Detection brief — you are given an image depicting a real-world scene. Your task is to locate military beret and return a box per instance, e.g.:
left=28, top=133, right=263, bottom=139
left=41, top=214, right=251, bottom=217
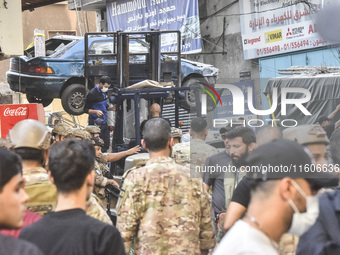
left=283, top=124, right=329, bottom=145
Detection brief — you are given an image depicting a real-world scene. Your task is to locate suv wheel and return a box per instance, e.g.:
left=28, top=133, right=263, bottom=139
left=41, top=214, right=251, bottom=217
left=61, top=84, right=86, bottom=115
left=180, top=77, right=217, bottom=112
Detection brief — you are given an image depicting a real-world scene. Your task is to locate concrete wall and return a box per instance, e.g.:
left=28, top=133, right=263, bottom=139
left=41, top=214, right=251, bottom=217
left=0, top=0, right=23, bottom=56
left=22, top=2, right=96, bottom=48
left=187, top=0, right=262, bottom=108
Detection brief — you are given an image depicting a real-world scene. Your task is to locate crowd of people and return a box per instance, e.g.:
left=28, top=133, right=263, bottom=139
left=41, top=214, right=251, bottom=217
left=1, top=106, right=340, bottom=254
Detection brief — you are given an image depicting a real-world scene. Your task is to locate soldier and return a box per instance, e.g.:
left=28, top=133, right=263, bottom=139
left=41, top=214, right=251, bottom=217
left=86, top=124, right=140, bottom=164
left=172, top=117, right=218, bottom=173
left=91, top=137, right=120, bottom=207
left=7, top=119, right=58, bottom=215
left=51, top=123, right=71, bottom=143
left=189, top=117, right=218, bottom=177
left=117, top=118, right=215, bottom=255
left=171, top=127, right=183, bottom=145
left=9, top=119, right=112, bottom=225
left=0, top=148, right=43, bottom=255
left=284, top=124, right=329, bottom=167
left=85, top=125, right=101, bottom=138
left=19, top=139, right=125, bottom=255
left=68, top=128, right=92, bottom=140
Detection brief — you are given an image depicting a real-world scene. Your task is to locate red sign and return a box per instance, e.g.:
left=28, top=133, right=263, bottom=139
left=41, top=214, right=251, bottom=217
left=0, top=104, right=45, bottom=138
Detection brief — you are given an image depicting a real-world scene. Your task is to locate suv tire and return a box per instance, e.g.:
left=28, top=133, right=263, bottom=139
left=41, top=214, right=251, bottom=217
left=61, top=84, right=86, bottom=115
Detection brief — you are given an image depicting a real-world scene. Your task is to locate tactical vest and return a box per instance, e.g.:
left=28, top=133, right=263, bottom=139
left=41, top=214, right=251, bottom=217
left=25, top=180, right=58, bottom=216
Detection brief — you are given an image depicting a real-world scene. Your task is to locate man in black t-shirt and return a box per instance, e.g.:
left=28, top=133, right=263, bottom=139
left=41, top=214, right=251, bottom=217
left=20, top=139, right=125, bottom=255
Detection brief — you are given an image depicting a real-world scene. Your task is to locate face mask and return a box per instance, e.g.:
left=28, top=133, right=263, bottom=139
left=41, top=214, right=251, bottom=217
left=101, top=87, right=109, bottom=93
left=287, top=180, right=319, bottom=236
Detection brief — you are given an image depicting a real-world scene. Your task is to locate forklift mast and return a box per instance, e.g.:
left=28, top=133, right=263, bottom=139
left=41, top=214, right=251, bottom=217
left=84, top=31, right=201, bottom=174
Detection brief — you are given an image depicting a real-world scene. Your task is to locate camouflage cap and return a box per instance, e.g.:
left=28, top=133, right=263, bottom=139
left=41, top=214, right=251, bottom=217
left=283, top=124, right=329, bottom=145
left=171, top=127, right=183, bottom=138
left=52, top=123, right=71, bottom=136
left=91, top=137, right=105, bottom=147
left=70, top=128, right=91, bottom=140
left=7, top=119, right=51, bottom=150
left=85, top=125, right=101, bottom=135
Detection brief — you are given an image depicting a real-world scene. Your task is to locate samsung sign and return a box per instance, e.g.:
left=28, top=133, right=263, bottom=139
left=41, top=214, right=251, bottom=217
left=106, top=0, right=202, bottom=54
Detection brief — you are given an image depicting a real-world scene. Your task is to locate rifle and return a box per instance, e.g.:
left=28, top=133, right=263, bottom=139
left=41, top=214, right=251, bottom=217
left=104, top=168, right=125, bottom=225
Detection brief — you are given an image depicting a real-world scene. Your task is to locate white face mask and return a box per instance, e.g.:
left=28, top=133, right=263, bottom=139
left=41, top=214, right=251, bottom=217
left=101, top=87, right=109, bottom=93
left=287, top=180, right=319, bottom=236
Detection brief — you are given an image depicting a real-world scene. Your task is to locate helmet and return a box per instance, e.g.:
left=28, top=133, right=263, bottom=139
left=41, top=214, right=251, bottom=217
left=84, top=125, right=101, bottom=135
left=171, top=127, right=183, bottom=138
left=7, top=119, right=51, bottom=150
left=52, top=123, right=71, bottom=137
left=70, top=128, right=91, bottom=140
left=91, top=137, right=105, bottom=147
left=283, top=124, right=329, bottom=145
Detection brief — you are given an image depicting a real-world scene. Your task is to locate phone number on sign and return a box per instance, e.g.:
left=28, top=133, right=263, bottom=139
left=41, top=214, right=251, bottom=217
left=256, top=39, right=325, bottom=56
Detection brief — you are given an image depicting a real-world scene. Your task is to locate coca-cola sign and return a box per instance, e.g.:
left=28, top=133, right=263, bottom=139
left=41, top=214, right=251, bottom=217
left=3, top=107, right=28, bottom=117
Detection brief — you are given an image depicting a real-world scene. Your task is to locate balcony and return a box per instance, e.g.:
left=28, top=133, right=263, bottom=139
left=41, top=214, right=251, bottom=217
left=68, top=0, right=106, bottom=11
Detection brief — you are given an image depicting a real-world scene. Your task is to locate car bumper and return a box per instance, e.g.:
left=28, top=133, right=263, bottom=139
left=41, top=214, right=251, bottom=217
left=6, top=71, right=69, bottom=99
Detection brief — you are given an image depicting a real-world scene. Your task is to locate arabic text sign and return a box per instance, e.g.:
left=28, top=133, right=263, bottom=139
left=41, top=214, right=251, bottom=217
left=239, top=0, right=329, bottom=59
left=106, top=0, right=202, bottom=54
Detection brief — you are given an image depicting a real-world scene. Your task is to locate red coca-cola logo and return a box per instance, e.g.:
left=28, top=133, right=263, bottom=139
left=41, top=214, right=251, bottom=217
left=3, top=107, right=28, bottom=117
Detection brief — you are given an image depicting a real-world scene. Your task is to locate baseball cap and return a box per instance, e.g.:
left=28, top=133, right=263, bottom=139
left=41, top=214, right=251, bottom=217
left=283, top=124, right=329, bottom=145
left=245, top=139, right=338, bottom=190
left=317, top=115, right=330, bottom=124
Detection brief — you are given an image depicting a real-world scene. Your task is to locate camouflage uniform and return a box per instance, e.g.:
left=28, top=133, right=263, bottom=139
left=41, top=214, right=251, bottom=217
left=117, top=156, right=215, bottom=254
left=23, top=166, right=111, bottom=224
left=23, top=167, right=58, bottom=216
left=98, top=153, right=109, bottom=163
left=172, top=142, right=190, bottom=168
left=94, top=160, right=111, bottom=206
left=172, top=139, right=218, bottom=177
left=86, top=194, right=112, bottom=225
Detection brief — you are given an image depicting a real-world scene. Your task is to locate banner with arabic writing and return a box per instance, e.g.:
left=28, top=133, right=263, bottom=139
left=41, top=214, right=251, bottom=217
left=106, top=0, right=202, bottom=54
left=239, top=0, right=329, bottom=59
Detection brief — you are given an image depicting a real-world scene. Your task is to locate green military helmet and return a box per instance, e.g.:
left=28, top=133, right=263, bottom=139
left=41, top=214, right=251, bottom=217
left=91, top=137, right=105, bottom=147
left=52, top=123, right=71, bottom=137
left=85, top=125, right=101, bottom=136
left=69, top=128, right=91, bottom=140
left=171, top=127, right=183, bottom=138
left=171, top=127, right=183, bottom=144
left=7, top=119, right=51, bottom=150
left=283, top=124, right=329, bottom=145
